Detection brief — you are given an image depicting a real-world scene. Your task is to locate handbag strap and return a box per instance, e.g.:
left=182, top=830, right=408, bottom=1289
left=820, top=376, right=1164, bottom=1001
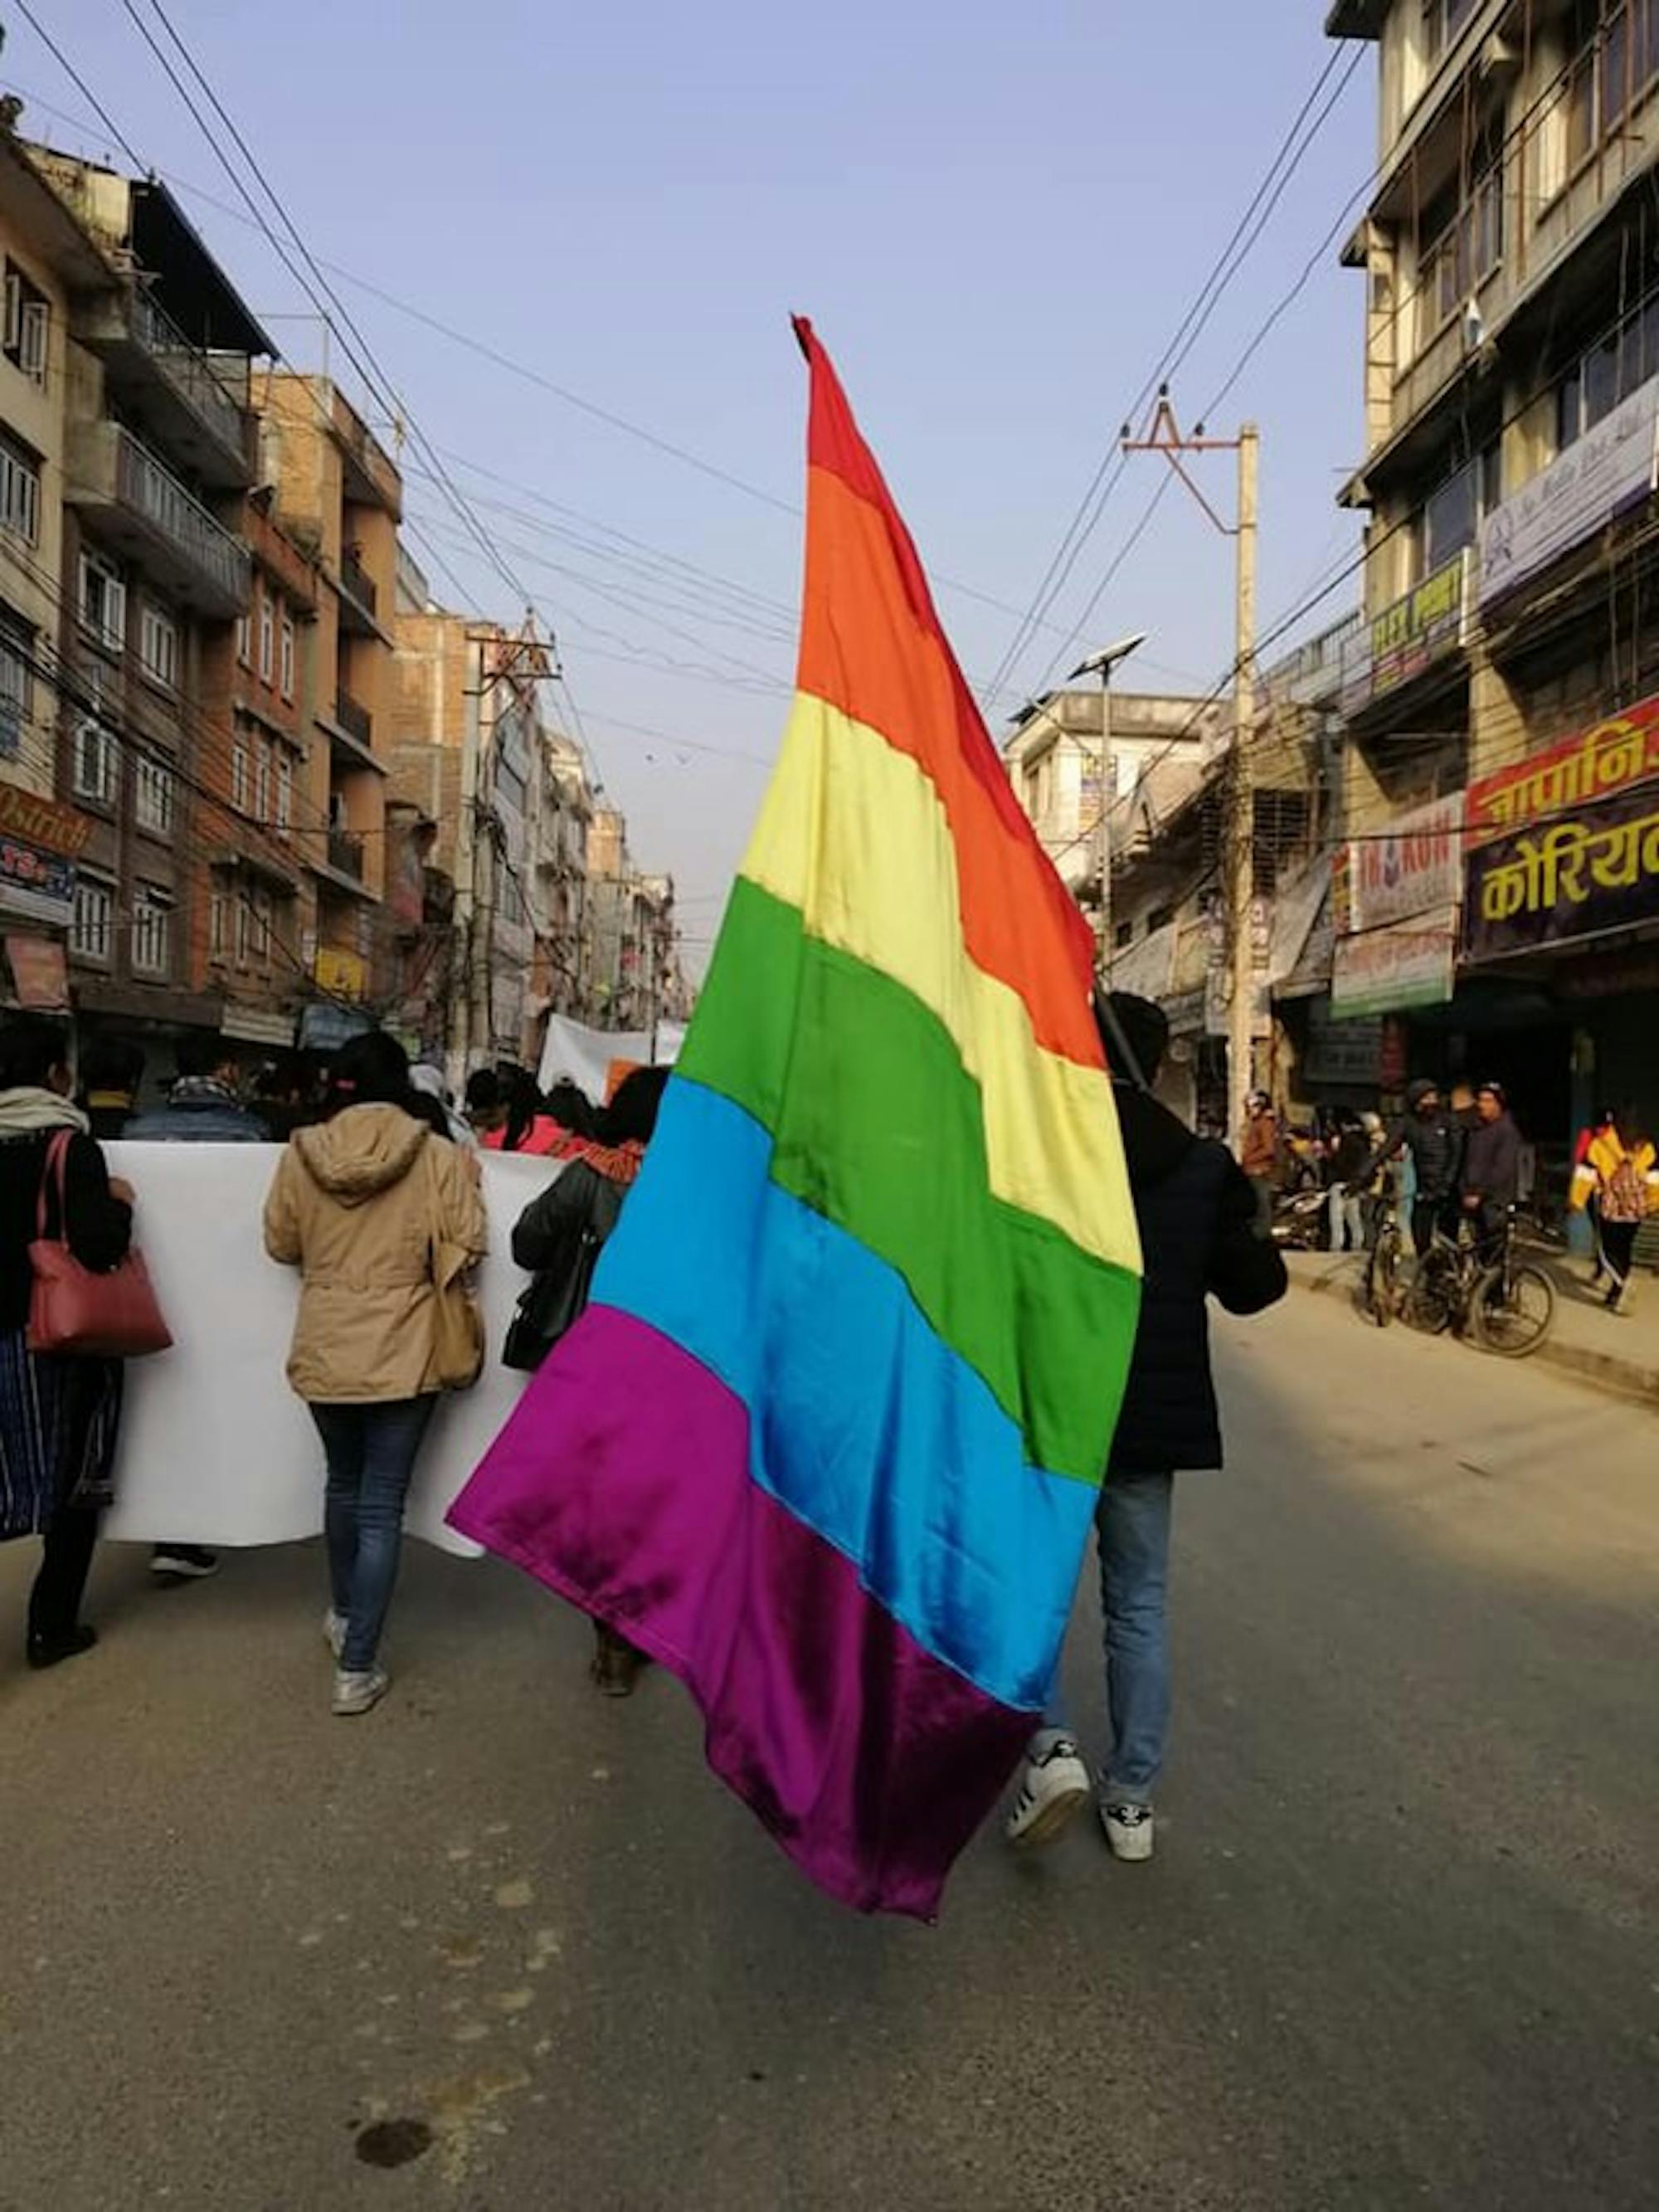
left=36, top=1128, right=72, bottom=1247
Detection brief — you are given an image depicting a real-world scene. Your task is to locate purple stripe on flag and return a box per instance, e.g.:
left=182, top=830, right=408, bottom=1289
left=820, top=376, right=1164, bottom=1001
left=447, top=1301, right=1034, bottom=1920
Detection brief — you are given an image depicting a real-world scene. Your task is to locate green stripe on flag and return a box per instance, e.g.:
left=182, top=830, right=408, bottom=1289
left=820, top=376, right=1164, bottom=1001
left=678, top=877, right=1140, bottom=1483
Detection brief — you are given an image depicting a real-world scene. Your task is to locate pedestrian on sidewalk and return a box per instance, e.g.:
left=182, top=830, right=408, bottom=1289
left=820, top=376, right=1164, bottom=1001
left=1460, top=1082, right=1522, bottom=1256
left=1323, top=1109, right=1369, bottom=1252
left=1005, top=993, right=1287, bottom=1865
left=1352, top=1079, right=1463, bottom=1256
left=125, top=1034, right=270, bottom=1582
left=1571, top=1106, right=1659, bottom=1317
left=0, top=1020, right=134, bottom=1670
left=1571, top=1105, right=1618, bottom=1285
left=1238, top=1089, right=1279, bottom=1235
left=264, top=1030, right=487, bottom=1717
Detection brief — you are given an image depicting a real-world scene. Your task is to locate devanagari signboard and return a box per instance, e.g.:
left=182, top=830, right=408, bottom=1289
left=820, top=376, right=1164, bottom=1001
left=1467, top=695, right=1659, bottom=845
left=1463, top=772, right=1659, bottom=962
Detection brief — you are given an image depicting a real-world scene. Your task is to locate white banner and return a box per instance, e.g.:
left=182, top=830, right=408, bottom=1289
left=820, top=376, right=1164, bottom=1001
left=1480, top=373, right=1659, bottom=610
left=101, top=1145, right=554, bottom=1557
left=1345, top=792, right=1464, bottom=933
left=537, top=1014, right=684, bottom=1100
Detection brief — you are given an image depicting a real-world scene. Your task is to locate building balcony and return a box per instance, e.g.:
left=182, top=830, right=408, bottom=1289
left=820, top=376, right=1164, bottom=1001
left=315, top=697, right=383, bottom=777
left=335, top=689, right=372, bottom=749
left=66, top=421, right=251, bottom=619
left=327, top=828, right=365, bottom=881
left=73, top=289, right=251, bottom=490
left=330, top=387, right=402, bottom=519
left=335, top=548, right=379, bottom=636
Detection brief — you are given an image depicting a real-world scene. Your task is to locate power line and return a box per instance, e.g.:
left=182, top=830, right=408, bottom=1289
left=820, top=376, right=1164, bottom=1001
left=9, top=1, right=146, bottom=169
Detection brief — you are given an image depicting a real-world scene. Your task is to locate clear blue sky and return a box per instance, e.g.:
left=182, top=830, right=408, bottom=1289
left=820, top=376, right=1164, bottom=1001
left=12, top=3, right=1370, bottom=962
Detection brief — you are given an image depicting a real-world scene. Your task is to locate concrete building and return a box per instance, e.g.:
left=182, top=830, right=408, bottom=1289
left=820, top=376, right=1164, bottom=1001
left=586, top=805, right=680, bottom=1030
left=1001, top=687, right=1219, bottom=915
left=256, top=371, right=401, bottom=1046
left=0, top=130, right=110, bottom=1012
left=1326, top=0, right=1659, bottom=1189
left=32, top=149, right=266, bottom=1071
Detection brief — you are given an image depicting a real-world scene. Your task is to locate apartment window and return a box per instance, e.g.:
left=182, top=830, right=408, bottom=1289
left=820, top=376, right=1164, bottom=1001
left=2, top=265, right=49, bottom=385
left=0, top=431, right=41, bottom=545
left=1558, top=294, right=1659, bottom=446
left=79, top=552, right=126, bottom=652
left=275, top=749, right=293, bottom=833
left=210, top=880, right=230, bottom=960
left=231, top=736, right=250, bottom=814
left=0, top=613, right=32, bottom=759
left=1419, top=441, right=1501, bottom=574
left=1417, top=119, right=1504, bottom=340
left=139, top=601, right=178, bottom=692
left=71, top=875, right=114, bottom=963
left=132, top=887, right=173, bottom=977
left=236, top=611, right=251, bottom=667
left=1567, top=1, right=1659, bottom=163
left=279, top=611, right=295, bottom=699
left=1422, top=0, right=1478, bottom=62
left=1113, top=919, right=1134, bottom=950
left=258, top=592, right=275, bottom=682
left=134, top=753, right=176, bottom=837
left=72, top=670, right=119, bottom=806
left=255, top=738, right=272, bottom=824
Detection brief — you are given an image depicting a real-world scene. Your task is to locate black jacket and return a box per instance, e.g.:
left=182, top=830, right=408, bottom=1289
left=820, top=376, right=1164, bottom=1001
left=1109, top=1085, right=1287, bottom=1475
left=1462, top=1111, right=1522, bottom=1206
left=1363, top=1108, right=1464, bottom=1203
left=0, top=1128, right=132, bottom=1333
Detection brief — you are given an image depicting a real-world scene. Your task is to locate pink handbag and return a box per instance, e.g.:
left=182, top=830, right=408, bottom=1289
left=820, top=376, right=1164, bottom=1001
left=27, top=1130, right=173, bottom=1359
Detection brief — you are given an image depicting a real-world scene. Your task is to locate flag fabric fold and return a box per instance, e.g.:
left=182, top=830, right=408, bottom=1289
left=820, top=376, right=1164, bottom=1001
left=448, top=319, right=1142, bottom=1918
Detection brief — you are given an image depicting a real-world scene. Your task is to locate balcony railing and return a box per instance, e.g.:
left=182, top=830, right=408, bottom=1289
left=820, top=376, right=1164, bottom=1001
left=66, top=421, right=250, bottom=618
left=334, top=689, right=372, bottom=748
left=129, top=293, right=247, bottom=459
left=337, top=548, right=378, bottom=632
left=327, top=829, right=365, bottom=881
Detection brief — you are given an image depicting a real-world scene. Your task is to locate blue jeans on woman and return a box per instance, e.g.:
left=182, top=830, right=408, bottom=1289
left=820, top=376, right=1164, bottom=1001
left=1040, top=1470, right=1175, bottom=1804
left=310, top=1397, right=436, bottom=1672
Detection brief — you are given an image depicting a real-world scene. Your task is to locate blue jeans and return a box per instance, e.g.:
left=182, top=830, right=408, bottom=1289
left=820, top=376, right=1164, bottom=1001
left=310, top=1398, right=436, bottom=1672
left=1041, top=1470, right=1175, bottom=1805
left=1327, top=1186, right=1365, bottom=1251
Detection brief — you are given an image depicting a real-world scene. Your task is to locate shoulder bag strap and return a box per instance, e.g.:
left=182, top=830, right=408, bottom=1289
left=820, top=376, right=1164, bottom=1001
left=37, top=1128, right=72, bottom=1247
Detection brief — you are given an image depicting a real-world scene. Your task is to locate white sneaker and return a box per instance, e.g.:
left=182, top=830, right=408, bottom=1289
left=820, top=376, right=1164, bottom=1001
left=1102, top=1799, right=1155, bottom=1863
left=324, top=1610, right=346, bottom=1660
left=1005, top=1736, right=1092, bottom=1849
left=332, top=1665, right=389, bottom=1717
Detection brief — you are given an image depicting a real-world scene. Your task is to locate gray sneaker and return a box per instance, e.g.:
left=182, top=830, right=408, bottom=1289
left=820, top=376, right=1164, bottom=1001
left=332, top=1665, right=389, bottom=1717
left=324, top=1609, right=346, bottom=1660
left=1102, top=1799, right=1155, bottom=1862
left=1005, top=1735, right=1092, bottom=1849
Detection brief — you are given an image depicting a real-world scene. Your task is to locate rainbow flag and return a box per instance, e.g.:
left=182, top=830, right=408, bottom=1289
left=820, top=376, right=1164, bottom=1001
left=449, top=323, right=1142, bottom=1918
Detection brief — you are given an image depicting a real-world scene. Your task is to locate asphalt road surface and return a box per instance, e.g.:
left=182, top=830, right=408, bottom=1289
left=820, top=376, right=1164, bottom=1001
left=2, top=1289, right=1655, bottom=2212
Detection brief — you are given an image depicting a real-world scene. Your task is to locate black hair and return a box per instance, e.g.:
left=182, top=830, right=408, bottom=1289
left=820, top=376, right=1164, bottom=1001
left=543, top=1078, right=596, bottom=1138
left=496, top=1065, right=541, bottom=1153
left=0, top=1018, right=69, bottom=1092
left=324, top=1030, right=415, bottom=1118
left=464, top=1068, right=502, bottom=1114
left=175, top=1030, right=231, bottom=1083
left=1613, top=1101, right=1646, bottom=1147
left=1095, top=992, right=1169, bottom=1087
left=597, top=1065, right=669, bottom=1147
left=81, top=1036, right=144, bottom=1092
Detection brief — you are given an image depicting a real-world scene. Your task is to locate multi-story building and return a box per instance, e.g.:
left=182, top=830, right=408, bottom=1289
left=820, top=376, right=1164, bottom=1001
left=1326, top=0, right=1659, bottom=1180
left=33, top=151, right=265, bottom=1072
left=1001, top=687, right=1220, bottom=915
left=257, top=371, right=401, bottom=1045
left=0, top=130, right=109, bottom=1012
left=530, top=725, right=593, bottom=1023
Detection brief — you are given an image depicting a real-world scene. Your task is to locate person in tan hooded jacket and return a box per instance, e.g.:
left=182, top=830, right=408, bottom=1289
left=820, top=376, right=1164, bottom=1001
left=264, top=1030, right=486, bottom=1716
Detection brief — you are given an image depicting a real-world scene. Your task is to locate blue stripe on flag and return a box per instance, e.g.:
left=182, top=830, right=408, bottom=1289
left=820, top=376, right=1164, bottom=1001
left=593, top=1075, right=1097, bottom=1711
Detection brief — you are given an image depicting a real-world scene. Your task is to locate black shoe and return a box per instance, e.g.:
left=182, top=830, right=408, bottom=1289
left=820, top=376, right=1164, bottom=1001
left=150, top=1544, right=219, bottom=1580
left=27, top=1624, right=99, bottom=1670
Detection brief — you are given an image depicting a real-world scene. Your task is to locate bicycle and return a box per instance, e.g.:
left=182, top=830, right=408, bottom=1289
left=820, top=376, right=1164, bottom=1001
left=1360, top=1195, right=1402, bottom=1328
left=1404, top=1209, right=1556, bottom=1357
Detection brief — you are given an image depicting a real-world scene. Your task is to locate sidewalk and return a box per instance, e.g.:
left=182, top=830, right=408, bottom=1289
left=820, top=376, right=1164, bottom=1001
left=1285, top=1243, right=1659, bottom=1410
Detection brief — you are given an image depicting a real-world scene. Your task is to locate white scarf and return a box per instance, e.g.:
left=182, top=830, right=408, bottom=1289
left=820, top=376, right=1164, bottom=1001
left=0, top=1087, right=90, bottom=1138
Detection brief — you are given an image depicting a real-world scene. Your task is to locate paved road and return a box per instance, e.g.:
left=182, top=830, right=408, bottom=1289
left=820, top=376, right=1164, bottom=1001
left=2, top=1293, right=1656, bottom=2212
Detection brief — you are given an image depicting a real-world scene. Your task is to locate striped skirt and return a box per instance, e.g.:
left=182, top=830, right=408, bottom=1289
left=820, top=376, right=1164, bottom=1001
left=0, top=1329, right=124, bottom=1541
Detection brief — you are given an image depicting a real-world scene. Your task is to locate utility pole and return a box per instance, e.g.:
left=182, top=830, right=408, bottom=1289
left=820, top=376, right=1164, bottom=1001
left=1068, top=632, right=1147, bottom=977
left=1122, top=391, right=1259, bottom=1142
left=448, top=633, right=484, bottom=1096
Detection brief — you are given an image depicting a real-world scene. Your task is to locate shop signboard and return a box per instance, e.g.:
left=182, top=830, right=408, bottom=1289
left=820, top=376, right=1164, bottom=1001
left=0, top=835, right=74, bottom=926
left=1331, top=909, right=1457, bottom=1020
left=0, top=783, right=90, bottom=859
left=314, top=946, right=367, bottom=1001
left=5, top=932, right=67, bottom=1009
left=1478, top=373, right=1659, bottom=611
left=1345, top=792, right=1464, bottom=933
left=1302, top=998, right=1383, bottom=1084
left=1463, top=775, right=1659, bottom=962
left=1344, top=550, right=1470, bottom=714
left=1466, top=694, right=1659, bottom=843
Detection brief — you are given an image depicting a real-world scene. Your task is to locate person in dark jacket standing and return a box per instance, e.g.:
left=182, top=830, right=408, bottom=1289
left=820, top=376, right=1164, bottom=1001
left=1461, top=1081, right=1522, bottom=1251
left=124, top=1034, right=269, bottom=1145
left=0, top=1019, right=134, bottom=1668
left=1006, top=994, right=1287, bottom=1864
left=1353, top=1078, right=1464, bottom=1256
